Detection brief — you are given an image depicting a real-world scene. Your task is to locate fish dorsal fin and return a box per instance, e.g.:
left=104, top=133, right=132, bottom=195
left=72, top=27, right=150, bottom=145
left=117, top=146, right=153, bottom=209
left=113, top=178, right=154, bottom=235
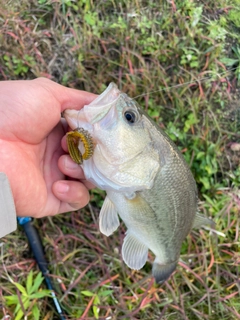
left=192, top=213, right=215, bottom=229
left=99, top=196, right=120, bottom=236
left=122, top=232, right=148, bottom=270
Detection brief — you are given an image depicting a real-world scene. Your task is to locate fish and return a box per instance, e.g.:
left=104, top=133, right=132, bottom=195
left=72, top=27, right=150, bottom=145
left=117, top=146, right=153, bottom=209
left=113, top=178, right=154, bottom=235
left=63, top=83, right=213, bottom=283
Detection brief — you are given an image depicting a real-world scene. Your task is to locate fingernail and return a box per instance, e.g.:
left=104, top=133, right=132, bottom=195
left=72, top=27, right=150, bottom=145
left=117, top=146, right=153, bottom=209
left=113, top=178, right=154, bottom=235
left=65, top=156, right=79, bottom=169
left=56, top=182, right=69, bottom=193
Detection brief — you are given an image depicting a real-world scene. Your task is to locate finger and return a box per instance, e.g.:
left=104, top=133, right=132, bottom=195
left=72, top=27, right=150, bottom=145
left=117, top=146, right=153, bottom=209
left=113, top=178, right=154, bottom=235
left=58, top=155, right=95, bottom=189
left=58, top=154, right=83, bottom=178
left=61, top=135, right=68, bottom=152
left=52, top=180, right=90, bottom=213
left=33, top=78, right=97, bottom=112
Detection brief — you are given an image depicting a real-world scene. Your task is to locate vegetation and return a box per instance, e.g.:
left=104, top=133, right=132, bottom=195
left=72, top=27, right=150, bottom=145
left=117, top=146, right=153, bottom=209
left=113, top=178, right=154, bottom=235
left=0, top=0, right=239, bottom=319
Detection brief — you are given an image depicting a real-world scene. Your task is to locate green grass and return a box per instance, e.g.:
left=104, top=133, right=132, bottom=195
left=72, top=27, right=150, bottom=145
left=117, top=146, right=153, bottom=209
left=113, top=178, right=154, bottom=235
left=0, top=0, right=239, bottom=319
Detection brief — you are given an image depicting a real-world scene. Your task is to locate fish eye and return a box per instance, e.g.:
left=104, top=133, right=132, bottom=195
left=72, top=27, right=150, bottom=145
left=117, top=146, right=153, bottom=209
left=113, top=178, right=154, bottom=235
left=124, top=110, right=137, bottom=124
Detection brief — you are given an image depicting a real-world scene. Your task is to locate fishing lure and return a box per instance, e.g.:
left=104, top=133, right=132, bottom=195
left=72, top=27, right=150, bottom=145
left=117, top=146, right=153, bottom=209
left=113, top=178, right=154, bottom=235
left=66, top=128, right=94, bottom=164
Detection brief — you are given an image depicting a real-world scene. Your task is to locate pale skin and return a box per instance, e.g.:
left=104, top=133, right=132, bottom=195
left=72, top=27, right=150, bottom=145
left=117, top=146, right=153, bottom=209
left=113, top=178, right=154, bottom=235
left=0, top=78, right=96, bottom=217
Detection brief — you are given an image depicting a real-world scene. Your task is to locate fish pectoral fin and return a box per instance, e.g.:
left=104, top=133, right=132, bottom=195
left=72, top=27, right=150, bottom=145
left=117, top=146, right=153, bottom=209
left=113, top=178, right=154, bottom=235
left=192, top=213, right=215, bottom=229
left=99, top=196, right=120, bottom=236
left=122, top=233, right=148, bottom=270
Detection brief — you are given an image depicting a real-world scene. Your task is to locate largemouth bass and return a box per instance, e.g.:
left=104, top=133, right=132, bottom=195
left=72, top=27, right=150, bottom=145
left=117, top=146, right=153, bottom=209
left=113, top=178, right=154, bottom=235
left=64, top=83, right=212, bottom=283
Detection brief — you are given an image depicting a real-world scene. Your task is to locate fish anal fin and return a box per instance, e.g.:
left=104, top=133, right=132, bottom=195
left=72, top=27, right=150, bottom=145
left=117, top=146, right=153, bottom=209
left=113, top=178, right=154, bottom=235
left=193, top=213, right=215, bottom=229
left=122, top=233, right=148, bottom=270
left=99, top=196, right=119, bottom=236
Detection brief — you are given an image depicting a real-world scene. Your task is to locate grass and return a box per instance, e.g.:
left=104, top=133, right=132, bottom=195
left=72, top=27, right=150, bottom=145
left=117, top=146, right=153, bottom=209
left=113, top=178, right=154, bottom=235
left=0, top=0, right=239, bottom=319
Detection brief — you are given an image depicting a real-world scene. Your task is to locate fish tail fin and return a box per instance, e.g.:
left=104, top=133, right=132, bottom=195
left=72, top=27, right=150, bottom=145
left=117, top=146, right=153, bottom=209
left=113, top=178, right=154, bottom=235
left=192, top=212, right=215, bottom=229
left=152, top=260, right=177, bottom=284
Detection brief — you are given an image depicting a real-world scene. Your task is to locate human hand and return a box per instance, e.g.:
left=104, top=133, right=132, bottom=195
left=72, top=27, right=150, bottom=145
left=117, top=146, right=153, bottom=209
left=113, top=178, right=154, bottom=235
left=0, top=78, right=96, bottom=217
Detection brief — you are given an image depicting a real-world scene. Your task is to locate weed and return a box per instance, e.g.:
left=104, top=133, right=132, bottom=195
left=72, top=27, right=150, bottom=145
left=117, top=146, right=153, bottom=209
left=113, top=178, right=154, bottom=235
left=3, top=271, right=51, bottom=320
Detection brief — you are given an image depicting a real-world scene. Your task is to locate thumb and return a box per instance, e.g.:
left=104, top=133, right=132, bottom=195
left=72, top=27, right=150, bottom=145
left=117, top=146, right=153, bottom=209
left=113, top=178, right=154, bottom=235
left=34, top=78, right=97, bottom=112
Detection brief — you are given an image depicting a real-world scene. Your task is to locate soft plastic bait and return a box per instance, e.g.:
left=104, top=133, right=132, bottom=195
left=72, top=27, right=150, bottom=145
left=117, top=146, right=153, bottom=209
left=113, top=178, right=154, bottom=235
left=66, top=128, right=94, bottom=165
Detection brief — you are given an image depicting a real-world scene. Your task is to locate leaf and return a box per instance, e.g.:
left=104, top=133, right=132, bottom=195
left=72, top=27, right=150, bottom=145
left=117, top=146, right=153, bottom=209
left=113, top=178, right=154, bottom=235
left=26, top=270, right=33, bottom=294
left=190, top=61, right=199, bottom=68
left=84, top=12, right=96, bottom=26
left=196, top=151, right=205, bottom=159
left=199, top=176, right=210, bottom=190
left=30, top=272, right=44, bottom=294
left=32, top=304, right=40, bottom=320
left=93, top=305, right=99, bottom=319
left=23, top=297, right=30, bottom=310
left=81, top=290, right=94, bottom=297
left=220, top=57, right=239, bottom=66
left=184, top=113, right=198, bottom=132
left=203, top=194, right=216, bottom=206
left=4, top=295, right=19, bottom=305
left=147, top=109, right=159, bottom=117
left=94, top=295, right=100, bottom=305
left=232, top=46, right=240, bottom=58
left=15, top=309, right=24, bottom=320
left=13, top=282, right=27, bottom=295
left=99, top=290, right=113, bottom=297
left=30, top=290, right=52, bottom=299
left=191, top=6, right=203, bottom=27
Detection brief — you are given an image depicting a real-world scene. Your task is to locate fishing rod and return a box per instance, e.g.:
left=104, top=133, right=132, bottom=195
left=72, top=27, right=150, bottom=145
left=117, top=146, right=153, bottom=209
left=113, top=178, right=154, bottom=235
left=17, top=217, right=67, bottom=320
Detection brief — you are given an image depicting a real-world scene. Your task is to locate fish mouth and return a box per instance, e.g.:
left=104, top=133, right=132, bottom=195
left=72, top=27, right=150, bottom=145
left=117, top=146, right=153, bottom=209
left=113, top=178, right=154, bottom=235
left=63, top=109, right=96, bottom=165
left=63, top=108, right=88, bottom=128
